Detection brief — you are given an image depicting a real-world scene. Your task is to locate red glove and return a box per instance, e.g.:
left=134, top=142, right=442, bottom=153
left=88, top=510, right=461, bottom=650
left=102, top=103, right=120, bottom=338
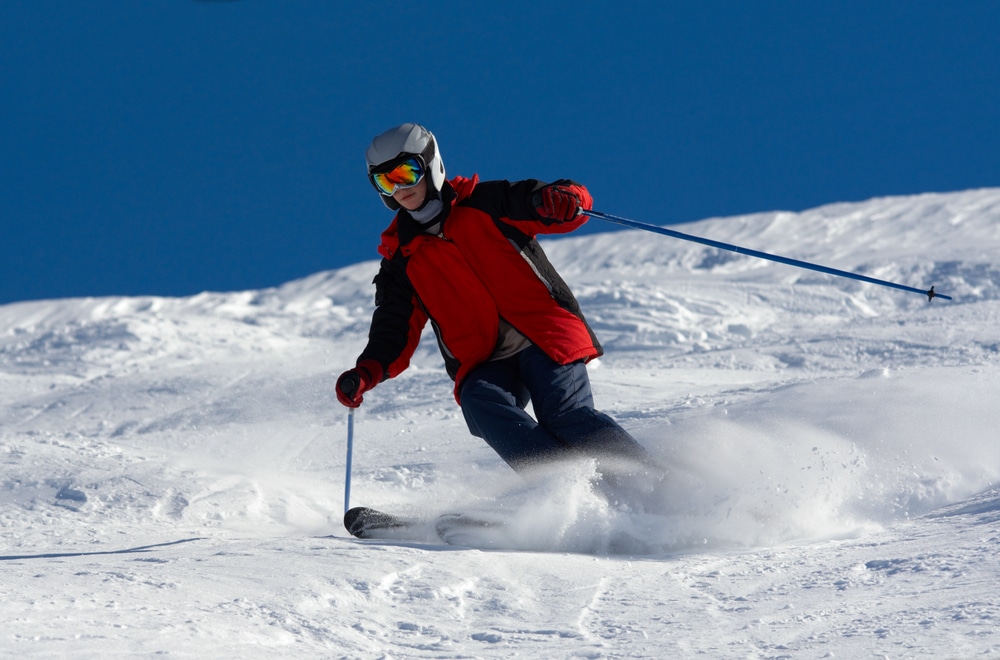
left=336, top=359, right=381, bottom=408
left=535, top=184, right=592, bottom=222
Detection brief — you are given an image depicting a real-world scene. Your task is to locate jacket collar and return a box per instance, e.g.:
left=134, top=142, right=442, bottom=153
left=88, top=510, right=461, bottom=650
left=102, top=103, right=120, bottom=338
left=378, top=175, right=479, bottom=259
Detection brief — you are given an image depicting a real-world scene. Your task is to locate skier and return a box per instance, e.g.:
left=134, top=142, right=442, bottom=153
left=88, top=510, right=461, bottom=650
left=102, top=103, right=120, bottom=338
left=336, top=123, right=657, bottom=494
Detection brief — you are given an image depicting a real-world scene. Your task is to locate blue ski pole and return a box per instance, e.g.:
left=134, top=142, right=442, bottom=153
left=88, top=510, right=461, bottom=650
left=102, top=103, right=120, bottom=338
left=340, top=372, right=362, bottom=514
left=344, top=407, right=355, bottom=514
left=583, top=209, right=951, bottom=301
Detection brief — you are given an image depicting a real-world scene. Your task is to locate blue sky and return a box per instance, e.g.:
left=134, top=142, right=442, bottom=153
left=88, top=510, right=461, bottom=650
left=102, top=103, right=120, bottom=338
left=2, top=1, right=998, bottom=304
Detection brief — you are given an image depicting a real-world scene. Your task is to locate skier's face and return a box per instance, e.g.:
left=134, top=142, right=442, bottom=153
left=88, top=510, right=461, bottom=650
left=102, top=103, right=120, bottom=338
left=392, top=176, right=428, bottom=211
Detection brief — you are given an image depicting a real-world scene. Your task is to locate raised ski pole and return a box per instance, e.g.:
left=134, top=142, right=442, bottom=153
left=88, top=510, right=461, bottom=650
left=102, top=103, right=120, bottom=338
left=583, top=209, right=951, bottom=301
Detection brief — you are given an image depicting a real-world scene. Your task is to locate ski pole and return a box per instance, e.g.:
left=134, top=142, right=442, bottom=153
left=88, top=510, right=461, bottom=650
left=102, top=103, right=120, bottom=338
left=344, top=407, right=355, bottom=514
left=583, top=209, right=951, bottom=301
left=340, top=372, right=363, bottom=514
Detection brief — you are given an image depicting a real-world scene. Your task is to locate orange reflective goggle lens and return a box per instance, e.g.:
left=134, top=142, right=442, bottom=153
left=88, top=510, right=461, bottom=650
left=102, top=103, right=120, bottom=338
left=371, top=158, right=425, bottom=196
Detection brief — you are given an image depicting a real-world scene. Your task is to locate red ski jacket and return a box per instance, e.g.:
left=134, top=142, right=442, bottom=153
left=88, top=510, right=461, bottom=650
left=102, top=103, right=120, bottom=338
left=357, top=175, right=602, bottom=402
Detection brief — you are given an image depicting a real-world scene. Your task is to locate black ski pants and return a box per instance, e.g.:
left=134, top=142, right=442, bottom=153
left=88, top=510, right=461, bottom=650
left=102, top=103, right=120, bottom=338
left=458, top=344, right=653, bottom=476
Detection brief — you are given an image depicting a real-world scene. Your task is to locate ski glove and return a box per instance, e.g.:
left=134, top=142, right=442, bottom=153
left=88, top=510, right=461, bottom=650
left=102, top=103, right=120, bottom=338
left=533, top=183, right=592, bottom=223
left=336, top=359, right=382, bottom=408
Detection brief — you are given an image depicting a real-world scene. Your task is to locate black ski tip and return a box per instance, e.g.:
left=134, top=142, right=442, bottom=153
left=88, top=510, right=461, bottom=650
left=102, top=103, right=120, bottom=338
left=344, top=506, right=411, bottom=538
left=344, top=506, right=379, bottom=537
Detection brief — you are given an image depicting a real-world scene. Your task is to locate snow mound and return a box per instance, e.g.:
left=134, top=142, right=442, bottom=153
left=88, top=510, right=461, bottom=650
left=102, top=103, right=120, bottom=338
left=2, top=188, right=1000, bottom=657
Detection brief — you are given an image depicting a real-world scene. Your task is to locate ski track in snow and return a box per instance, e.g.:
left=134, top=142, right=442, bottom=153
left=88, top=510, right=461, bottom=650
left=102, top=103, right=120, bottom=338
left=1, top=189, right=999, bottom=657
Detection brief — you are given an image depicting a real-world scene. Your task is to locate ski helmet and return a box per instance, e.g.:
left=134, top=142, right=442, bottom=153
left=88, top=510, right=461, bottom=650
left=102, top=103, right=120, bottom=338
left=366, top=123, right=446, bottom=210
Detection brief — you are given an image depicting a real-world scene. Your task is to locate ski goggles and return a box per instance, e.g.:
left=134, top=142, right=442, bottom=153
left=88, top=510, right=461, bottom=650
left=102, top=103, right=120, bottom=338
left=369, top=157, right=425, bottom=196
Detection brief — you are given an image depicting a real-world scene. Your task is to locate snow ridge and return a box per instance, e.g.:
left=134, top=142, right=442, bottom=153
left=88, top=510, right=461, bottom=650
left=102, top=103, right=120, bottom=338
left=2, top=189, right=999, bottom=657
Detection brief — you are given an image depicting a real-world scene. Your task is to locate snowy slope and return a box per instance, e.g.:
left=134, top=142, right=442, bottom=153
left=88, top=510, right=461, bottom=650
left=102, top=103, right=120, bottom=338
left=2, top=189, right=999, bottom=657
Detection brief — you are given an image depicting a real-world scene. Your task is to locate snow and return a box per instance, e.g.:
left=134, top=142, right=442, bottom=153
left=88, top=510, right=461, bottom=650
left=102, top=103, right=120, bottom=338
left=2, top=188, right=999, bottom=658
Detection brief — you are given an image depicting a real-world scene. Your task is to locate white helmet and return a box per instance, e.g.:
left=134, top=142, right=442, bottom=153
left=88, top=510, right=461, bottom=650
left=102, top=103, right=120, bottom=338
left=366, top=123, right=446, bottom=210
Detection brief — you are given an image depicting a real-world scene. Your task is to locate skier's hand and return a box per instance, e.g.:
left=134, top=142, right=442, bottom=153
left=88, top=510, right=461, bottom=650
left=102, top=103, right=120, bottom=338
left=534, top=184, right=592, bottom=223
left=336, top=360, right=381, bottom=408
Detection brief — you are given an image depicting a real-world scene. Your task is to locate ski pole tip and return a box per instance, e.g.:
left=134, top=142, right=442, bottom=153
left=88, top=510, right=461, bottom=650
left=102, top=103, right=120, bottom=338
left=926, top=286, right=953, bottom=302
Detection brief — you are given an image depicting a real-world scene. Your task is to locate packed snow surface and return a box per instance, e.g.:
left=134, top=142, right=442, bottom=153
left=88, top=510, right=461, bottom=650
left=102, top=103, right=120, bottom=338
left=2, top=188, right=999, bottom=658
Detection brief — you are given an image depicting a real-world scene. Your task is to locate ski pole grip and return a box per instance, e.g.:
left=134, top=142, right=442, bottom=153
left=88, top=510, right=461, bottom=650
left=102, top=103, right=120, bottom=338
left=340, top=373, right=361, bottom=398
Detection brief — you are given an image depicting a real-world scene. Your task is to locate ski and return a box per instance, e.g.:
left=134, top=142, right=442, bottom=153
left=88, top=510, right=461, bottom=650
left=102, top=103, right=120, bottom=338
left=344, top=506, right=425, bottom=540
left=433, top=511, right=508, bottom=547
left=344, top=506, right=509, bottom=546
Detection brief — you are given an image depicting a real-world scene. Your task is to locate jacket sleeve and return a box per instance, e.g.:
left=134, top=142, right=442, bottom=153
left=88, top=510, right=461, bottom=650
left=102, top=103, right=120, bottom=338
left=357, top=256, right=428, bottom=381
left=465, top=178, right=592, bottom=238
